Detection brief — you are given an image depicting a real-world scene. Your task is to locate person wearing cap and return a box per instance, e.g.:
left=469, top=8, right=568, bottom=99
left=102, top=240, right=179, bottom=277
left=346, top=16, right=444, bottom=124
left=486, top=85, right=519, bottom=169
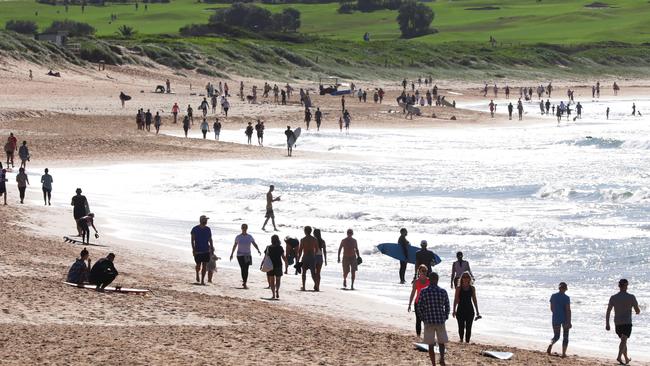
left=71, top=188, right=89, bottom=236
left=547, top=282, right=571, bottom=357
left=191, top=215, right=214, bottom=285
left=89, top=253, right=118, bottom=291
left=78, top=213, right=98, bottom=245
left=450, top=252, right=474, bottom=289
left=606, top=279, right=640, bottom=365
left=415, top=240, right=436, bottom=277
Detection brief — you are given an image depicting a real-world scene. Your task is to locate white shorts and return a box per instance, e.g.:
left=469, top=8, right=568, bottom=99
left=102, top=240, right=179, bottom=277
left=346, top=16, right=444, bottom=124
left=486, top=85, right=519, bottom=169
left=423, top=323, right=448, bottom=345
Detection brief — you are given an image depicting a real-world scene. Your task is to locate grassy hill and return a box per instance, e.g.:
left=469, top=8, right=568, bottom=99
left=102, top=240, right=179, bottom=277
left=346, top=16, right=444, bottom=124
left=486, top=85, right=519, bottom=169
left=1, top=0, right=649, bottom=44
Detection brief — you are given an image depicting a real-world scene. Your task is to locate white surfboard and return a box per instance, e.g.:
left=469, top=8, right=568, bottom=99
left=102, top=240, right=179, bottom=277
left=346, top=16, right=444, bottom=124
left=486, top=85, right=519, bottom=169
left=64, top=282, right=149, bottom=294
left=482, top=350, right=514, bottom=360
left=288, top=127, right=301, bottom=147
left=413, top=343, right=439, bottom=352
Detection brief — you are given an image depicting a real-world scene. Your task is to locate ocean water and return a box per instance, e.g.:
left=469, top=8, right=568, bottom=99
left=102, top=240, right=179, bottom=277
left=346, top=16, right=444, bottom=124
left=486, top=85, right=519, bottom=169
left=38, top=96, right=649, bottom=357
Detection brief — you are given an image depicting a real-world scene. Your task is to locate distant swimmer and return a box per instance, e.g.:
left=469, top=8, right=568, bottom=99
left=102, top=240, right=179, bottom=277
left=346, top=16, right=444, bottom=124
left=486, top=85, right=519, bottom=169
left=191, top=215, right=214, bottom=285
left=261, top=184, right=281, bottom=231
left=606, top=279, right=640, bottom=365
left=337, top=228, right=359, bottom=290
left=632, top=103, right=636, bottom=116
left=547, top=282, right=571, bottom=358
left=606, top=107, right=610, bottom=120
left=298, top=226, right=319, bottom=291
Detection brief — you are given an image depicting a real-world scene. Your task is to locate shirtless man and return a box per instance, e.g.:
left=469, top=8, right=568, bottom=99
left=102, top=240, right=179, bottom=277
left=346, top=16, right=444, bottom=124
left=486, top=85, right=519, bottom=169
left=298, top=226, right=318, bottom=291
left=262, top=185, right=280, bottom=231
left=338, top=228, right=360, bottom=290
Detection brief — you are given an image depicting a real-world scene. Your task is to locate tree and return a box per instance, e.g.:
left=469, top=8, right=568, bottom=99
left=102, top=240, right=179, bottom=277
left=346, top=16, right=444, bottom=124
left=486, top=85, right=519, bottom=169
left=280, top=8, right=301, bottom=32
left=45, top=20, right=95, bottom=37
left=396, top=0, right=434, bottom=38
left=5, top=20, right=38, bottom=35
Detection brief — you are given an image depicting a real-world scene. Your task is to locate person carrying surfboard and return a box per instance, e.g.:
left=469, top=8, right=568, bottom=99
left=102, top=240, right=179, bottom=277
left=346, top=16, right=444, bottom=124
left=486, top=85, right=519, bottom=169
left=262, top=185, right=280, bottom=231
left=284, top=126, right=295, bottom=157
left=398, top=228, right=410, bottom=284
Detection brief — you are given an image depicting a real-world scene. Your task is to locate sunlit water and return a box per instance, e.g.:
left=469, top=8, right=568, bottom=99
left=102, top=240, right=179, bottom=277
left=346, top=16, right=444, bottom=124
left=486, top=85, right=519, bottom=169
left=21, top=96, right=649, bottom=357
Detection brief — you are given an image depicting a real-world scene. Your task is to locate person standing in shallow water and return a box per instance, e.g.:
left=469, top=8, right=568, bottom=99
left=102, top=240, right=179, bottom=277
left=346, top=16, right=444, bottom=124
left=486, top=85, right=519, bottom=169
left=547, top=282, right=571, bottom=358
left=41, top=168, right=53, bottom=205
left=230, top=223, right=261, bottom=289
left=453, top=272, right=480, bottom=343
left=398, top=228, right=409, bottom=284
left=262, top=185, right=280, bottom=231
left=606, top=279, right=640, bottom=365
left=313, top=228, right=327, bottom=292
left=15, top=167, right=29, bottom=204
left=338, top=228, right=359, bottom=290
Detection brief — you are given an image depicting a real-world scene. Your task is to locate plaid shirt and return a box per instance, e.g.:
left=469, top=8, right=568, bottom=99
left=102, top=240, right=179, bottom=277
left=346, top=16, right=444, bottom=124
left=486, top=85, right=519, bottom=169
left=416, top=284, right=450, bottom=325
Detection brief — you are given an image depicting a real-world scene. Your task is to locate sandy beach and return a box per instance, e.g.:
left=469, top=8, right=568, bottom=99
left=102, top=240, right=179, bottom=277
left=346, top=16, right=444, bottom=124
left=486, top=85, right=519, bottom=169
left=0, top=58, right=648, bottom=365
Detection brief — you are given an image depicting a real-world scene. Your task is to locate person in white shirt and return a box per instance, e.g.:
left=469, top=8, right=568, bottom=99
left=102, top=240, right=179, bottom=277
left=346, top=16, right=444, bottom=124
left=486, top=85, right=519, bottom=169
left=230, top=223, right=261, bottom=289
left=451, top=251, right=474, bottom=288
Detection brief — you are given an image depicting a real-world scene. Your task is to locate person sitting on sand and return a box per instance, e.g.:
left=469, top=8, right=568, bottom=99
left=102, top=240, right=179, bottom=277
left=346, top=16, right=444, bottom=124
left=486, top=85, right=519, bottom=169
left=547, top=282, right=571, bottom=358
left=338, top=228, right=360, bottom=290
left=67, top=247, right=91, bottom=284
left=89, top=253, right=118, bottom=291
left=191, top=215, right=213, bottom=285
left=606, top=279, right=640, bottom=365
left=408, top=264, right=430, bottom=338
left=263, top=234, right=287, bottom=299
left=298, top=226, right=319, bottom=291
left=78, top=213, right=98, bottom=245
left=416, top=272, right=449, bottom=366
left=284, top=236, right=299, bottom=274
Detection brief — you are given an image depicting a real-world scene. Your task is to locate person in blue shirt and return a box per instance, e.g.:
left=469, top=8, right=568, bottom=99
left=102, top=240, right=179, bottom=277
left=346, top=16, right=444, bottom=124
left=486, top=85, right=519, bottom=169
left=191, top=215, right=214, bottom=285
left=547, top=282, right=572, bottom=358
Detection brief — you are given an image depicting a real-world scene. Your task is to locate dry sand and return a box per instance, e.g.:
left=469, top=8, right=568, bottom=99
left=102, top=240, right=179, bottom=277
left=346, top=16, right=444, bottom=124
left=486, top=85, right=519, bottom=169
left=0, top=58, right=647, bottom=365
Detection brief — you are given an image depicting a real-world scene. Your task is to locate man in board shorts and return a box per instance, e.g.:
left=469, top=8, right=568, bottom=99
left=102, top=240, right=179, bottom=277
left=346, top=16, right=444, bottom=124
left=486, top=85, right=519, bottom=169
left=190, top=215, right=214, bottom=285
left=338, top=228, right=360, bottom=290
left=262, top=185, right=280, bottom=231
left=606, top=279, right=640, bottom=365
left=298, top=226, right=318, bottom=291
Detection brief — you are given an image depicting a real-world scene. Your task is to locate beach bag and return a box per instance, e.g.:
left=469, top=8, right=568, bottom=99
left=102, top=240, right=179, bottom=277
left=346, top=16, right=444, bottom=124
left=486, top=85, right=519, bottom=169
left=261, top=249, right=273, bottom=273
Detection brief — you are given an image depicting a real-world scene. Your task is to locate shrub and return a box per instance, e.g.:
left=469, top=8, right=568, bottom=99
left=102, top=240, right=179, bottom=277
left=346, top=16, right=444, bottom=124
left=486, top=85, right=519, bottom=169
left=396, top=0, right=434, bottom=38
left=45, top=20, right=95, bottom=37
left=5, top=20, right=38, bottom=35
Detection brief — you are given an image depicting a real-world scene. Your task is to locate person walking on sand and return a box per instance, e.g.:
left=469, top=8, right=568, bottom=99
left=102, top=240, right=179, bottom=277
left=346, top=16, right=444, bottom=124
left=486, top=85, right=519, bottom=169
left=200, top=98, right=209, bottom=118
left=547, top=282, right=571, bottom=358
left=41, top=168, right=53, bottom=206
left=262, top=185, right=280, bottom=231
left=606, top=279, right=640, bottom=365
left=213, top=118, right=221, bottom=140
left=489, top=100, right=495, bottom=118
left=304, top=107, right=312, bottom=130
left=263, top=234, right=287, bottom=299
left=172, top=103, right=180, bottom=123
left=230, top=223, right=261, bottom=289
left=451, top=252, right=474, bottom=288
left=166, top=78, right=171, bottom=93
left=313, top=229, right=327, bottom=292
left=18, top=141, right=30, bottom=169
left=453, top=272, right=480, bottom=343
left=78, top=213, right=98, bottom=245
left=343, top=109, right=351, bottom=133
left=517, top=99, right=524, bottom=121
left=338, top=228, right=360, bottom=290
left=298, top=226, right=319, bottom=291
left=154, top=112, right=161, bottom=134
left=315, top=107, right=323, bottom=131
left=200, top=118, right=209, bottom=139
left=416, top=272, right=450, bottom=366
left=398, top=228, right=410, bottom=284
left=341, top=95, right=346, bottom=111
left=187, top=105, right=194, bottom=125
left=245, top=122, right=254, bottom=145
left=15, top=167, right=29, bottom=204
left=71, top=188, right=89, bottom=236
left=89, top=253, right=118, bottom=291
left=408, top=264, right=430, bottom=338
left=285, top=126, right=295, bottom=157
left=255, top=120, right=264, bottom=146
left=145, top=109, right=152, bottom=132
left=191, top=215, right=214, bottom=285
left=0, top=167, right=7, bottom=205
left=182, top=115, right=190, bottom=138
left=221, top=97, right=230, bottom=117
left=507, top=102, right=513, bottom=120
left=5, top=132, right=17, bottom=168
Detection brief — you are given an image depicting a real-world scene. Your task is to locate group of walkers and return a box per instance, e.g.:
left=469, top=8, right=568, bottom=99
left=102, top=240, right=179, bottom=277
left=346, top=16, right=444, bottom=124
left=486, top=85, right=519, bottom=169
left=1, top=133, right=53, bottom=206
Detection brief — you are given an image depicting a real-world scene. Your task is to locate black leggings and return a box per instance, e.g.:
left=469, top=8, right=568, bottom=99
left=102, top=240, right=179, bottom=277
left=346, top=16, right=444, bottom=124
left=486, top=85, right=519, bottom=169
left=415, top=303, right=423, bottom=336
left=399, top=260, right=407, bottom=282
left=18, top=186, right=26, bottom=201
left=237, top=256, right=250, bottom=284
left=457, top=315, right=474, bottom=342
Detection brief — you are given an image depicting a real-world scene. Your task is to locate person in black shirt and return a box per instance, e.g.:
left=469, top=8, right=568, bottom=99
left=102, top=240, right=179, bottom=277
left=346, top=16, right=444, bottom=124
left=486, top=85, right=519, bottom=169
left=415, top=240, right=436, bottom=277
left=245, top=122, right=254, bottom=145
left=284, top=126, right=295, bottom=157
left=398, top=228, right=409, bottom=284
left=315, top=107, right=323, bottom=131
left=90, top=253, right=118, bottom=291
left=71, top=188, right=88, bottom=236
left=263, top=235, right=287, bottom=299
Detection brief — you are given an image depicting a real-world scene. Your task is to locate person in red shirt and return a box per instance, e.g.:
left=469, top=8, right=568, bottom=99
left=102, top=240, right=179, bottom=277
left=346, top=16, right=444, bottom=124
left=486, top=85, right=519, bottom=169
left=171, top=103, right=180, bottom=124
left=5, top=133, right=17, bottom=168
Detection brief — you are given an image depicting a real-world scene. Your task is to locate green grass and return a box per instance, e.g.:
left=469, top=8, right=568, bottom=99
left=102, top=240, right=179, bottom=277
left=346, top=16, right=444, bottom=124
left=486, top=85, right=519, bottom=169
left=1, top=0, right=649, bottom=44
